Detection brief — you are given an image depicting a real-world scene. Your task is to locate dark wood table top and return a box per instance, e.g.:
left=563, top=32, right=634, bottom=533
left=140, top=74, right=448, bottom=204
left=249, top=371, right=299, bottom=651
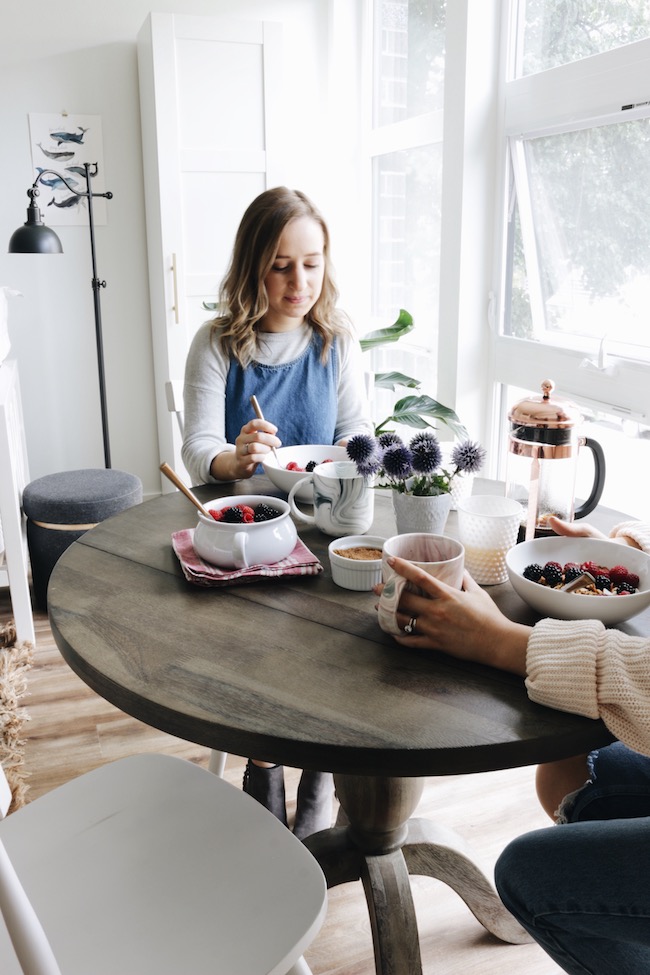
left=48, top=477, right=633, bottom=778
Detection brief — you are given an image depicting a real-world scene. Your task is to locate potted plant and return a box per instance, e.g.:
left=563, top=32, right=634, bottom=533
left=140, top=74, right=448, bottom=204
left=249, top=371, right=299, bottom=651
left=360, top=309, right=468, bottom=439
left=346, top=429, right=486, bottom=535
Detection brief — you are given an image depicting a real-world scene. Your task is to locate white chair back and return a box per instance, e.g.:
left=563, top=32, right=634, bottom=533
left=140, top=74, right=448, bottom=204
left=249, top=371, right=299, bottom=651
left=0, top=756, right=325, bottom=975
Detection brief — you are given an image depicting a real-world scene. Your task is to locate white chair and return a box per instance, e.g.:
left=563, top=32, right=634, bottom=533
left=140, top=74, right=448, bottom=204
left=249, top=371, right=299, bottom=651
left=165, top=378, right=227, bottom=778
left=0, top=754, right=326, bottom=975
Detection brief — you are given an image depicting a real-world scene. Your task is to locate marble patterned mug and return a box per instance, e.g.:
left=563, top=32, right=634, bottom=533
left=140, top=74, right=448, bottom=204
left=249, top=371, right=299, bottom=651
left=288, top=461, right=374, bottom=537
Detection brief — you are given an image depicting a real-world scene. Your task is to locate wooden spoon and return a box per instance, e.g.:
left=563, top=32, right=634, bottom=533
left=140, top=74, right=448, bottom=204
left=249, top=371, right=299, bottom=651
left=249, top=395, right=281, bottom=465
left=159, top=462, right=212, bottom=519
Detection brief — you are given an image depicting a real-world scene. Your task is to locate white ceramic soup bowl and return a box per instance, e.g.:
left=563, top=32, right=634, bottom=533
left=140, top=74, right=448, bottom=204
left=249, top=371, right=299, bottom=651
left=506, top=536, right=650, bottom=626
left=193, top=495, right=297, bottom=570
left=262, top=444, right=348, bottom=502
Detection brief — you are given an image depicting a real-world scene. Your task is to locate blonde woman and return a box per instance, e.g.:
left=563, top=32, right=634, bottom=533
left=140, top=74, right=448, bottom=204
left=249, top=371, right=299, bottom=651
left=182, top=186, right=373, bottom=837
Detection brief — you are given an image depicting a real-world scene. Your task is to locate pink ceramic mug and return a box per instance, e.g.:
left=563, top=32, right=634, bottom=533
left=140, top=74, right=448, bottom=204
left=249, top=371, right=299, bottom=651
left=377, top=533, right=465, bottom=637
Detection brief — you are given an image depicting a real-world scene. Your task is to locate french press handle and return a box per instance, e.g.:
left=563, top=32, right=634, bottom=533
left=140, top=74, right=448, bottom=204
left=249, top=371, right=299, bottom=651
left=574, top=438, right=606, bottom=520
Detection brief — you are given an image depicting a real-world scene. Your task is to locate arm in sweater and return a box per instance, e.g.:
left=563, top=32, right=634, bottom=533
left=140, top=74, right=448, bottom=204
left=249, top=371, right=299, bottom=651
left=380, top=520, right=650, bottom=754
left=525, top=519, right=650, bottom=754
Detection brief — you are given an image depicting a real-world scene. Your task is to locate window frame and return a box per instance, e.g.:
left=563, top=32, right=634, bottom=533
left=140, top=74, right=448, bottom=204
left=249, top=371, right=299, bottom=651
left=492, top=28, right=650, bottom=451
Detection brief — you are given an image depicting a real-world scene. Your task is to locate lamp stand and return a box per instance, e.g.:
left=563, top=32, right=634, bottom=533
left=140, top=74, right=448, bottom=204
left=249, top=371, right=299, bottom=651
left=84, top=166, right=111, bottom=468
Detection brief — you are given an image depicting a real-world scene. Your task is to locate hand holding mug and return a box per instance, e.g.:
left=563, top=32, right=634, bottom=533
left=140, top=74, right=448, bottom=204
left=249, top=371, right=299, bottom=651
left=376, top=533, right=464, bottom=637
left=375, top=555, right=529, bottom=674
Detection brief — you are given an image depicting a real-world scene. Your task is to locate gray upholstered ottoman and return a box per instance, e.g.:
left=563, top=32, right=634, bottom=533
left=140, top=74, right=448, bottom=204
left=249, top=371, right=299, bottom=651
left=22, top=469, right=143, bottom=611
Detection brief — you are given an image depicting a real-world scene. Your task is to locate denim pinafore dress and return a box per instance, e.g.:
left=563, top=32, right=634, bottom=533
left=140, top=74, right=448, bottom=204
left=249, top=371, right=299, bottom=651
left=225, top=333, right=338, bottom=455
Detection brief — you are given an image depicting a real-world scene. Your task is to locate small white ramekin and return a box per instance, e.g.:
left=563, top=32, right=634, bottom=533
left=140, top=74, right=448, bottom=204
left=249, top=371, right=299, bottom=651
left=328, top=535, right=386, bottom=591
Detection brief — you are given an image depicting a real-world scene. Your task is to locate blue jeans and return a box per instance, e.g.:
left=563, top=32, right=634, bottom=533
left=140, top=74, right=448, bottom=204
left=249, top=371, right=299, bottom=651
left=495, top=743, right=650, bottom=974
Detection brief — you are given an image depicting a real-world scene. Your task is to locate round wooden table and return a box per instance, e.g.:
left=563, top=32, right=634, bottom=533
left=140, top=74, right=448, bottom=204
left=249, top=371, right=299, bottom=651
left=48, top=478, right=633, bottom=974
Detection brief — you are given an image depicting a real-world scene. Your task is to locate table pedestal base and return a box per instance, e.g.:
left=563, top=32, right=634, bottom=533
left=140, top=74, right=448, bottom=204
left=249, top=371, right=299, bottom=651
left=304, top=774, right=531, bottom=975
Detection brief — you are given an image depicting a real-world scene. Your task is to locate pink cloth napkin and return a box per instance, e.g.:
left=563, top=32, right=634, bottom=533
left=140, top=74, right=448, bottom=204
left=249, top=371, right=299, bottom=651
left=171, top=529, right=323, bottom=587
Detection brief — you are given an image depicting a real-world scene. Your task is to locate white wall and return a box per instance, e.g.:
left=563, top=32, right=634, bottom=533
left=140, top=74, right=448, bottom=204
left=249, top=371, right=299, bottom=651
left=0, top=0, right=351, bottom=498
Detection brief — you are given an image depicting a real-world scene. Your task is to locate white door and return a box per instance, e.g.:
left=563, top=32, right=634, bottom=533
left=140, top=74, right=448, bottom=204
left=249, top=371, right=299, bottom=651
left=137, top=13, right=282, bottom=488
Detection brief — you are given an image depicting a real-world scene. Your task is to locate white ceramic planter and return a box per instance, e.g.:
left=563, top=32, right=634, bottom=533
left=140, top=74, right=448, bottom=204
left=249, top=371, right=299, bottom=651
left=391, top=490, right=452, bottom=536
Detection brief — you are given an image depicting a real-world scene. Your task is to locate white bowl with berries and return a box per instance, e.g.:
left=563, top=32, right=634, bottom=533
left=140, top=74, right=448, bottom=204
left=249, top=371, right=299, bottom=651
left=193, top=495, right=297, bottom=569
left=506, top=536, right=650, bottom=625
left=262, top=444, right=348, bottom=502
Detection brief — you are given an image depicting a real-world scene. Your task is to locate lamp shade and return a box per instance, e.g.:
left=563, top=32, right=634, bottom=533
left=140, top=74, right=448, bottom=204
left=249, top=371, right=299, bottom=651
left=8, top=204, right=63, bottom=254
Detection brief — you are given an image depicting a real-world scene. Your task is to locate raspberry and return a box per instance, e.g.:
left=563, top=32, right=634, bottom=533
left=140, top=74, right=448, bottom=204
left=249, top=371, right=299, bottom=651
left=542, top=563, right=563, bottom=587
left=323, top=458, right=334, bottom=463
left=286, top=461, right=304, bottom=472
left=208, top=508, right=224, bottom=522
left=593, top=574, right=611, bottom=591
left=627, top=572, right=640, bottom=589
left=523, top=563, right=543, bottom=582
left=254, top=503, right=280, bottom=523
left=563, top=564, right=582, bottom=583
left=609, top=565, right=630, bottom=586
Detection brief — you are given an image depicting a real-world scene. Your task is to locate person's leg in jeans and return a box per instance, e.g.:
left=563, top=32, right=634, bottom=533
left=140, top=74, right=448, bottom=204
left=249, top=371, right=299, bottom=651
left=495, top=816, right=650, bottom=974
left=495, top=744, right=650, bottom=974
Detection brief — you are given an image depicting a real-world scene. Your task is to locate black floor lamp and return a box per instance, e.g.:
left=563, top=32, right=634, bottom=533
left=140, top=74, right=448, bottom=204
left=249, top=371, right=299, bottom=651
left=8, top=162, right=114, bottom=468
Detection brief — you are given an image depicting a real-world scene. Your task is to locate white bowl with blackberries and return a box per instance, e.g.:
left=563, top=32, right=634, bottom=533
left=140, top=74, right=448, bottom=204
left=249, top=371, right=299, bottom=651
left=193, top=495, right=297, bottom=569
left=506, top=536, right=650, bottom=625
left=262, top=444, right=348, bottom=502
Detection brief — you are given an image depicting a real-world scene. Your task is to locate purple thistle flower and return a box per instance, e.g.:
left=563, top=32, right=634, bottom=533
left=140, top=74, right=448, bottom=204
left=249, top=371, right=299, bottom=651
left=346, top=433, right=376, bottom=465
left=451, top=439, right=486, bottom=475
left=356, top=456, right=382, bottom=477
left=377, top=432, right=403, bottom=450
left=382, top=443, right=414, bottom=481
left=409, top=431, right=442, bottom=475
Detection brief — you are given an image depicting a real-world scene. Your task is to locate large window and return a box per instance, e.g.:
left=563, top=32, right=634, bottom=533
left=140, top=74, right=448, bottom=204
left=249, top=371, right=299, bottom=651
left=495, top=0, right=650, bottom=514
left=368, top=0, right=446, bottom=412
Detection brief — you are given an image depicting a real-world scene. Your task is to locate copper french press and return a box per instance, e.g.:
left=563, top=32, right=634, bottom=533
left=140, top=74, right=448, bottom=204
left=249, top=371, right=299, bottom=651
left=506, top=380, right=606, bottom=541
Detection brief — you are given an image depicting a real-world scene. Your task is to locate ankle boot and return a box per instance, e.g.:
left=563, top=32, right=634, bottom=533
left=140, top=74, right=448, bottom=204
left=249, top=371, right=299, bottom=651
left=242, top=761, right=288, bottom=826
left=293, top=770, right=334, bottom=840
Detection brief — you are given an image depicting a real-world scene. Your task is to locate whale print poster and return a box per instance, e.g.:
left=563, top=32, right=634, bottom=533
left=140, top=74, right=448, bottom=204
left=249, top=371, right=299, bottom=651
left=28, top=113, right=108, bottom=226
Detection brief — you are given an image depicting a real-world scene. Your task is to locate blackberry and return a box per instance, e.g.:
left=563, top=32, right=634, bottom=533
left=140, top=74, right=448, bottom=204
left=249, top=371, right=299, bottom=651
left=523, top=563, right=543, bottom=582
left=594, top=574, right=611, bottom=591
left=305, top=460, right=317, bottom=472
left=254, top=503, right=279, bottom=523
left=221, top=506, right=244, bottom=523
left=542, top=562, right=563, bottom=587
left=616, top=581, right=637, bottom=594
left=563, top=565, right=582, bottom=583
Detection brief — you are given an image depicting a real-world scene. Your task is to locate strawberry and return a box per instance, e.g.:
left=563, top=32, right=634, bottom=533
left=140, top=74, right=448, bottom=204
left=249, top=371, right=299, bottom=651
left=581, top=560, right=608, bottom=577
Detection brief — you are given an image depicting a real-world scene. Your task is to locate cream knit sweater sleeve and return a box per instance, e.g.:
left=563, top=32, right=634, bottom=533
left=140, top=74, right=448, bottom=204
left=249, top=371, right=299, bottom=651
left=525, top=520, right=650, bottom=755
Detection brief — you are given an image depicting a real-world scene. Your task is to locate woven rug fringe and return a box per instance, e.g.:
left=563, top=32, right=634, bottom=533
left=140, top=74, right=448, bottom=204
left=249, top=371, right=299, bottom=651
left=0, top=620, right=34, bottom=812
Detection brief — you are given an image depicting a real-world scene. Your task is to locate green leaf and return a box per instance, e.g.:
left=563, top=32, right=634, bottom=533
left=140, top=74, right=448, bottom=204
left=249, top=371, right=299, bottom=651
left=359, top=309, right=414, bottom=352
left=373, top=371, right=421, bottom=391
left=375, top=395, right=468, bottom=440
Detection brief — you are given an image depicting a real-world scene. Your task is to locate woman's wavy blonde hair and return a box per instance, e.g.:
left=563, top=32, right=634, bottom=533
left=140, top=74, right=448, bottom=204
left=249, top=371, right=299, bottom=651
left=210, top=187, right=348, bottom=366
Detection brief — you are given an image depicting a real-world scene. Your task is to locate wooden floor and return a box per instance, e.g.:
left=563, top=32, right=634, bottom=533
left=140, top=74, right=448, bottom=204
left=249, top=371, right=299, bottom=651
left=3, top=589, right=562, bottom=974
